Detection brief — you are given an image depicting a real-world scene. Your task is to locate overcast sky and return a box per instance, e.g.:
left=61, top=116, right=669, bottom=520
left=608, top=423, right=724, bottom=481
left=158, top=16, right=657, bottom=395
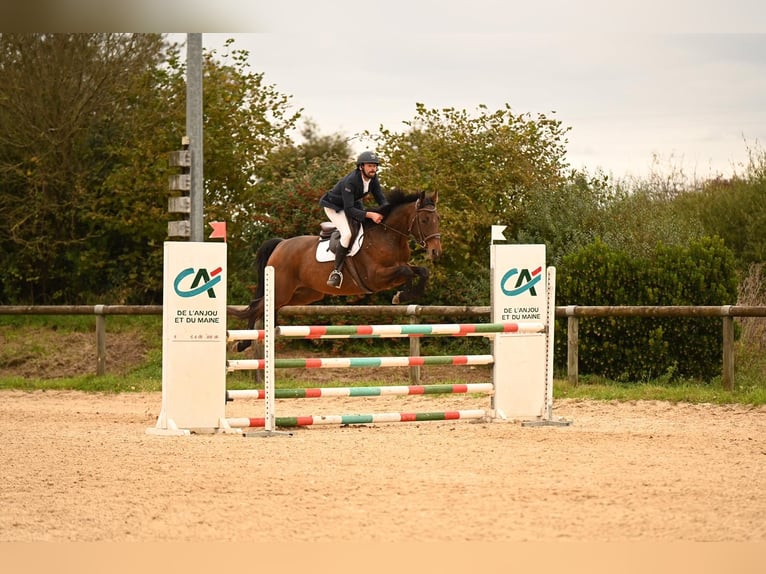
left=10, top=3, right=766, bottom=174
left=8, top=2, right=764, bottom=180
left=193, top=31, right=765, bottom=181
left=101, top=1, right=765, bottom=182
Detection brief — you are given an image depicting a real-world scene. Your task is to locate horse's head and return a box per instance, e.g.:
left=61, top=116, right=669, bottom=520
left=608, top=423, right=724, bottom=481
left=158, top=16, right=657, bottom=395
left=376, top=189, right=442, bottom=260
left=413, top=190, right=442, bottom=260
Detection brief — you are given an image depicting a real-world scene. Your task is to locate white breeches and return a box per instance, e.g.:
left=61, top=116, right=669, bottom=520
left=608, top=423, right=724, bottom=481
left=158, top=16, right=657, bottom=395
left=324, top=207, right=354, bottom=248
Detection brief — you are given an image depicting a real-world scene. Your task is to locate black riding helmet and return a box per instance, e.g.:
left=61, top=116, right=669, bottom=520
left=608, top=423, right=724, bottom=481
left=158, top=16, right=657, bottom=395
left=356, top=151, right=380, bottom=167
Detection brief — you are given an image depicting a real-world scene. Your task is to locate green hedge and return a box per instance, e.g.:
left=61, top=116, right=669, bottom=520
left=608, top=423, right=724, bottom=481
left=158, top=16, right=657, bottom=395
left=555, top=237, right=738, bottom=382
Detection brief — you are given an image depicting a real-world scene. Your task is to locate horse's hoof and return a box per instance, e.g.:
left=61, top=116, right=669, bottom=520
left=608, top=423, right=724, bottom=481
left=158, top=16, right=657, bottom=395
left=392, top=292, right=401, bottom=305
left=236, top=340, right=252, bottom=353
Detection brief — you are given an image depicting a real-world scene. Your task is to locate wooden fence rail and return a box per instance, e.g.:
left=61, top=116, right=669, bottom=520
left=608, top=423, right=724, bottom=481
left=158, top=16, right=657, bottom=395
left=0, top=305, right=162, bottom=376
left=2, top=304, right=765, bottom=389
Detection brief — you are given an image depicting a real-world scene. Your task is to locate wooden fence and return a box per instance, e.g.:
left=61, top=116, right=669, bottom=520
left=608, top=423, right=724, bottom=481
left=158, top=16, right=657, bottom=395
left=2, top=304, right=765, bottom=389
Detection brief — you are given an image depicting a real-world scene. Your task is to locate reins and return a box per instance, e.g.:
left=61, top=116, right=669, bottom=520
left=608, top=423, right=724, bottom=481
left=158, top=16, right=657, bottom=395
left=379, top=201, right=441, bottom=248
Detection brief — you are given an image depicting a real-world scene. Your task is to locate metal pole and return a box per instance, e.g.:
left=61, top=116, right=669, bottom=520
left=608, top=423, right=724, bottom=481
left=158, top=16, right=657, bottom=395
left=186, top=33, right=204, bottom=242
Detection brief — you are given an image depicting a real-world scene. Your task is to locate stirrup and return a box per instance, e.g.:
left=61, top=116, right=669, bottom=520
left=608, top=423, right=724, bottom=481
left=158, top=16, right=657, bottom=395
left=327, top=270, right=343, bottom=288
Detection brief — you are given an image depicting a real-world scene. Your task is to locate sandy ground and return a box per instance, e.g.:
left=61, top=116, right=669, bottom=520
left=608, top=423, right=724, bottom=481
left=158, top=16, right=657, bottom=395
left=0, top=389, right=764, bottom=543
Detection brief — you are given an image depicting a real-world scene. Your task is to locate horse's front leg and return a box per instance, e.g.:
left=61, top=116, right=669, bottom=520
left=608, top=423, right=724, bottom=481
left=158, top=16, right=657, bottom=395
left=392, top=265, right=430, bottom=304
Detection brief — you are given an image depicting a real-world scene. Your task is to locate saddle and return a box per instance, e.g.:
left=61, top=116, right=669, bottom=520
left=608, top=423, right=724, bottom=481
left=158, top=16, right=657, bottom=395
left=317, top=220, right=364, bottom=257
left=315, top=221, right=372, bottom=293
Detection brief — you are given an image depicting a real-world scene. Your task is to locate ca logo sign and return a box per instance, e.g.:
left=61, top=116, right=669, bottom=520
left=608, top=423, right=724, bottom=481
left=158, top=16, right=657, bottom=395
left=500, top=266, right=542, bottom=296
left=173, top=267, right=222, bottom=298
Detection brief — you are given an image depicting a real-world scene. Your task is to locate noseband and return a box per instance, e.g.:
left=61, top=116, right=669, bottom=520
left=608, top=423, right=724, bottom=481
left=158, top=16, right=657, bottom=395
left=408, top=203, right=441, bottom=248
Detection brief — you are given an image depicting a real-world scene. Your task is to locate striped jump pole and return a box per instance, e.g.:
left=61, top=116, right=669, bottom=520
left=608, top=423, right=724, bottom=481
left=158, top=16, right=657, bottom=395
left=227, top=382, right=494, bottom=400
left=227, top=329, right=265, bottom=341
left=279, top=322, right=542, bottom=338
left=227, top=409, right=490, bottom=428
left=226, top=354, right=494, bottom=372
left=226, top=322, right=542, bottom=342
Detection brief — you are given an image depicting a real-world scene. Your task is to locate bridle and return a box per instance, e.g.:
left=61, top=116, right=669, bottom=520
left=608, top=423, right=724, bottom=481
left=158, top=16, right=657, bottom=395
left=380, top=200, right=441, bottom=248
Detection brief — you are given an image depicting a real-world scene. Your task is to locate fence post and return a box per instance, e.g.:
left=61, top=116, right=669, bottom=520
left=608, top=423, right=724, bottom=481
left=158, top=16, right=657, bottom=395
left=407, top=305, right=420, bottom=385
left=722, top=310, right=734, bottom=391
left=566, top=306, right=579, bottom=386
left=95, top=305, right=106, bottom=376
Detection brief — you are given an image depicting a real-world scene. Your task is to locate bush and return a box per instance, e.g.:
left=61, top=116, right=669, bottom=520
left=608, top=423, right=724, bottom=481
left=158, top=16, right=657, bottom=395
left=556, top=237, right=738, bottom=382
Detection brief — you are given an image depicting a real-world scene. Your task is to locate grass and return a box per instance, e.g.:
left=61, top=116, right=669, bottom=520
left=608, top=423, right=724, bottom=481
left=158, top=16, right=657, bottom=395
left=554, top=377, right=766, bottom=405
left=1, top=315, right=764, bottom=405
left=553, top=337, right=766, bottom=405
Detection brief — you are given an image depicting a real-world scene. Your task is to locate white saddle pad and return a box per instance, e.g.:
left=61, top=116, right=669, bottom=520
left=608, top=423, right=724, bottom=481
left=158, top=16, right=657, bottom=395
left=314, top=227, right=365, bottom=262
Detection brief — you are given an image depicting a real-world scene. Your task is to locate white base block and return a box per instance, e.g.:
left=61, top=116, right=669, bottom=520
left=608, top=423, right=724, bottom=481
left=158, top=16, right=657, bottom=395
left=146, top=427, right=191, bottom=436
left=492, top=334, right=548, bottom=420
left=145, top=415, right=191, bottom=436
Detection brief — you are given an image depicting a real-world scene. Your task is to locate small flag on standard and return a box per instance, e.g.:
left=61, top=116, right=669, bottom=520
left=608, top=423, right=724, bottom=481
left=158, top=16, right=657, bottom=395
left=491, top=225, right=507, bottom=242
left=209, top=221, right=227, bottom=241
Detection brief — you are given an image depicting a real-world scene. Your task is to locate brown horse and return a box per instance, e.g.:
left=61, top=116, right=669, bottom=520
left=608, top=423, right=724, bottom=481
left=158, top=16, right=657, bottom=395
left=228, top=189, right=442, bottom=351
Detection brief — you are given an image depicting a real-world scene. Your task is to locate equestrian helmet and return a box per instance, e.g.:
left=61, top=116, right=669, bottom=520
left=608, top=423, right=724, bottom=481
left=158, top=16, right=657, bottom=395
left=356, top=151, right=380, bottom=167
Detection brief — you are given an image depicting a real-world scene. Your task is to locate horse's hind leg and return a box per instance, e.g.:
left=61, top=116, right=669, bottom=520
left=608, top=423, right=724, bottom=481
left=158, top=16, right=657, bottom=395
left=234, top=283, right=314, bottom=352
left=235, top=298, right=265, bottom=352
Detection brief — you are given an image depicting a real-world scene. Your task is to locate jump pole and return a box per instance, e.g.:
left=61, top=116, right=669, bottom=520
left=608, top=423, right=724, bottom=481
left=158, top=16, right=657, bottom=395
left=244, top=241, right=563, bottom=428
left=245, top=265, right=292, bottom=437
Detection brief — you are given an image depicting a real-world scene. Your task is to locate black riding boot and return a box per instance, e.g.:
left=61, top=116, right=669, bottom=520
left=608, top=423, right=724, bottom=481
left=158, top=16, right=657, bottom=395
left=327, top=245, right=349, bottom=288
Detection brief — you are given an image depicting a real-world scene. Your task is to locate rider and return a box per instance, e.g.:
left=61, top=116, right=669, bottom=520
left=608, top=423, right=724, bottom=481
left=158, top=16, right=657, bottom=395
left=318, top=150, right=388, bottom=288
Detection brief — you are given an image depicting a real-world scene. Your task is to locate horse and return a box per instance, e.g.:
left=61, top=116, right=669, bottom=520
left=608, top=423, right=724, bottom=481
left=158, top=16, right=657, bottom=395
left=228, top=189, right=442, bottom=352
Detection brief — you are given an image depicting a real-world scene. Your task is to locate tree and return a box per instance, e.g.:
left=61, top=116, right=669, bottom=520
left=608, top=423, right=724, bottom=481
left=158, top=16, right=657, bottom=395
left=683, top=178, right=766, bottom=272
left=513, top=169, right=613, bottom=266
left=0, top=34, right=302, bottom=304
left=195, top=38, right=301, bottom=232
left=0, top=33, right=171, bottom=303
left=225, top=120, right=354, bottom=301
left=145, top=38, right=304, bottom=304
left=364, top=103, right=571, bottom=304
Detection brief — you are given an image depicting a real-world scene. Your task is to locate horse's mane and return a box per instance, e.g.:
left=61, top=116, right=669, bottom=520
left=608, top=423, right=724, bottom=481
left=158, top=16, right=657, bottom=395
left=374, top=189, right=431, bottom=218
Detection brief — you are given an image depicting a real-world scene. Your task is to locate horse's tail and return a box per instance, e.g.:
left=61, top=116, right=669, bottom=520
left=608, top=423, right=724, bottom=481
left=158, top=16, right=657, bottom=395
left=254, top=237, right=283, bottom=300
left=227, top=237, right=284, bottom=321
